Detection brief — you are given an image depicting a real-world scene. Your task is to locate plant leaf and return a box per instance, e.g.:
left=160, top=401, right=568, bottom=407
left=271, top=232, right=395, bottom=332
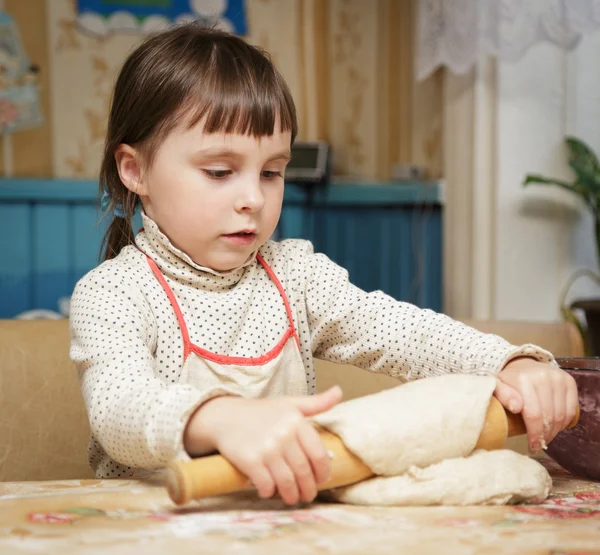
left=566, top=136, right=600, bottom=168
left=523, top=174, right=576, bottom=191
left=565, top=136, right=600, bottom=197
left=523, top=173, right=594, bottom=208
left=561, top=305, right=592, bottom=356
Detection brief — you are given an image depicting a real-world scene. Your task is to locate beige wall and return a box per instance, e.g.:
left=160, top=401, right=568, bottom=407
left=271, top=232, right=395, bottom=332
left=442, top=37, right=600, bottom=323
left=7, top=0, right=443, bottom=181
left=1, top=0, right=52, bottom=176
left=46, top=0, right=138, bottom=177
left=8, top=1, right=593, bottom=329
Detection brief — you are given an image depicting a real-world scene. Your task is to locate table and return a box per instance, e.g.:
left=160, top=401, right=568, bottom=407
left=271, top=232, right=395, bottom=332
left=1, top=459, right=600, bottom=555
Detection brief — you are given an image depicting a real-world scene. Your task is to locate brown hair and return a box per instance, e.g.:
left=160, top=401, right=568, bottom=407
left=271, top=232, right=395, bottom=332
left=100, top=23, right=298, bottom=261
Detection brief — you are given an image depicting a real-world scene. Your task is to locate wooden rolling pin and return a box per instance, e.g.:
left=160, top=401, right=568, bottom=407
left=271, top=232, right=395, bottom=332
left=165, top=396, right=580, bottom=505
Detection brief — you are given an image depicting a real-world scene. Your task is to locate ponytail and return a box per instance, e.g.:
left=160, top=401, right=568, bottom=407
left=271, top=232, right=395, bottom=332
left=99, top=172, right=139, bottom=262
left=101, top=212, right=135, bottom=262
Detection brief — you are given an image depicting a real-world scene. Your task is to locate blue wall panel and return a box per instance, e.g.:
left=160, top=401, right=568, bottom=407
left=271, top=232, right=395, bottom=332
left=0, top=204, right=31, bottom=316
left=73, top=205, right=107, bottom=278
left=0, top=179, right=443, bottom=317
left=32, top=204, right=71, bottom=310
left=280, top=200, right=443, bottom=311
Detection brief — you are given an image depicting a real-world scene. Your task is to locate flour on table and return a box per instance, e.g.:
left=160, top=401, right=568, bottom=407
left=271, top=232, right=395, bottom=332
left=313, top=374, right=551, bottom=506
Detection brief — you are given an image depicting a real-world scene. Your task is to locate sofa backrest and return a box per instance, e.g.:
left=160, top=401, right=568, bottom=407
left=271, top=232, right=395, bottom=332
left=0, top=318, right=585, bottom=481
left=0, top=319, right=94, bottom=481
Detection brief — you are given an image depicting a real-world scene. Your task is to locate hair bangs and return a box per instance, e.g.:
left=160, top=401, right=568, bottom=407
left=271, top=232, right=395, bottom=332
left=181, top=41, right=297, bottom=142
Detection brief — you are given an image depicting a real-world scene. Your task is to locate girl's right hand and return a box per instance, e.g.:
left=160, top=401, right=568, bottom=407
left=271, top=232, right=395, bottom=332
left=184, top=386, right=343, bottom=505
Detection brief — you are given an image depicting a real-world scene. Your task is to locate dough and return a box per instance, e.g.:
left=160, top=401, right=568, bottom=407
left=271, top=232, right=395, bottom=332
left=314, top=374, right=496, bottom=476
left=321, top=449, right=551, bottom=506
left=313, top=374, right=551, bottom=506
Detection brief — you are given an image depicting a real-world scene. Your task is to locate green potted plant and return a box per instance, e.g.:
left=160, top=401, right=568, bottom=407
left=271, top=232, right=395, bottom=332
left=524, top=136, right=600, bottom=356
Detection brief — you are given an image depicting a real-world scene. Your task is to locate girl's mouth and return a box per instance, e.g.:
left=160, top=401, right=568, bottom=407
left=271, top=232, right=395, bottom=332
left=222, top=231, right=257, bottom=245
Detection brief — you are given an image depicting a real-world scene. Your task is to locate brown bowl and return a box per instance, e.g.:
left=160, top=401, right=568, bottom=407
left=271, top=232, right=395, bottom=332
left=546, top=358, right=600, bottom=480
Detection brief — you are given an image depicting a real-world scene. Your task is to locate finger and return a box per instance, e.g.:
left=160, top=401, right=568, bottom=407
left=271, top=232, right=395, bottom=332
left=565, top=373, right=579, bottom=429
left=247, top=462, right=276, bottom=499
left=533, top=378, right=555, bottom=448
left=547, top=374, right=566, bottom=445
left=267, top=456, right=300, bottom=506
left=297, top=423, right=331, bottom=486
left=288, top=386, right=343, bottom=417
left=493, top=380, right=524, bottom=414
left=283, top=439, right=318, bottom=503
left=520, top=382, right=545, bottom=452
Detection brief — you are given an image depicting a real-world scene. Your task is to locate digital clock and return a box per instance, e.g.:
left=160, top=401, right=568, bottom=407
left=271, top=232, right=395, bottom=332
left=285, top=141, right=331, bottom=186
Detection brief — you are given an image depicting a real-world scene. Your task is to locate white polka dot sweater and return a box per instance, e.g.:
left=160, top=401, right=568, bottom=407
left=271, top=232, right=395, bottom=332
left=70, top=213, right=555, bottom=478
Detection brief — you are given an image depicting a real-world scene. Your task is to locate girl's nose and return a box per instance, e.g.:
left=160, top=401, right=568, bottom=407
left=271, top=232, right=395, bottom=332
left=235, top=177, right=265, bottom=213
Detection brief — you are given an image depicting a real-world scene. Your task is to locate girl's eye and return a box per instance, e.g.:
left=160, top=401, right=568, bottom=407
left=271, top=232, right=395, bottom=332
left=262, top=170, right=283, bottom=179
left=203, top=169, right=232, bottom=179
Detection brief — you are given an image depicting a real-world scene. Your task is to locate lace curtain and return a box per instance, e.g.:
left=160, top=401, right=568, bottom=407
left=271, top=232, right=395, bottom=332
left=417, top=0, right=600, bottom=80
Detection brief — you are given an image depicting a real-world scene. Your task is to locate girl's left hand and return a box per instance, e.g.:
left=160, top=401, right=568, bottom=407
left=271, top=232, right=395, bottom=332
left=494, top=357, right=578, bottom=452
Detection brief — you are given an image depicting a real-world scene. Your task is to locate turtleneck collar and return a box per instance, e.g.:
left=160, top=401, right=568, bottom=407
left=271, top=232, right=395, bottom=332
left=135, top=212, right=257, bottom=290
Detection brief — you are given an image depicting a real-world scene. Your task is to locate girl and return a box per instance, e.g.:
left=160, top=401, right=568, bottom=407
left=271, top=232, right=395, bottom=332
left=70, top=23, right=577, bottom=506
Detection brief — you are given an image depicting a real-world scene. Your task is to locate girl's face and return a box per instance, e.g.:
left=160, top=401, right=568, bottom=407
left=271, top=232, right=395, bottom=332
left=117, top=119, right=291, bottom=271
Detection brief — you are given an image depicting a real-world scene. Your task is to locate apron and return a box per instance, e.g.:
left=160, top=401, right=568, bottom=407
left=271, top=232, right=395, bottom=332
left=145, top=253, right=309, bottom=398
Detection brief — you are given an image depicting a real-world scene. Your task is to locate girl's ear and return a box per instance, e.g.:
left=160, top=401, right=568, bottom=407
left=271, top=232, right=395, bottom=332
left=115, top=144, right=147, bottom=195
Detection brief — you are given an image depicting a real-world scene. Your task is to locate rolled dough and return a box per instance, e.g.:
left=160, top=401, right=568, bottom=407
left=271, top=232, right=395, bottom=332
left=313, top=374, right=551, bottom=506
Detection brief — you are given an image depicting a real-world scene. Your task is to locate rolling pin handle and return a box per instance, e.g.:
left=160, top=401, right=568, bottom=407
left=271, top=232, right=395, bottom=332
left=165, top=397, right=582, bottom=505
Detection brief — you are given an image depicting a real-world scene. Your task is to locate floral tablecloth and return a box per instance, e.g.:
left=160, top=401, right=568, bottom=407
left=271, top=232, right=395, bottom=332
left=1, top=459, right=599, bottom=555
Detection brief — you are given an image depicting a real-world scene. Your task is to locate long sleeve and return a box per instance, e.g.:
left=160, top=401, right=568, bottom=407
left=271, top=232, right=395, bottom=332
left=299, top=242, right=555, bottom=380
left=69, top=265, right=229, bottom=471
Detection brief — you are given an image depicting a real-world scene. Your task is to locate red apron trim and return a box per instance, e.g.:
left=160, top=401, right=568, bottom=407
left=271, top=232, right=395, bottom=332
left=256, top=253, right=301, bottom=350
left=189, top=328, right=295, bottom=366
left=146, top=256, right=192, bottom=361
left=144, top=252, right=299, bottom=364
